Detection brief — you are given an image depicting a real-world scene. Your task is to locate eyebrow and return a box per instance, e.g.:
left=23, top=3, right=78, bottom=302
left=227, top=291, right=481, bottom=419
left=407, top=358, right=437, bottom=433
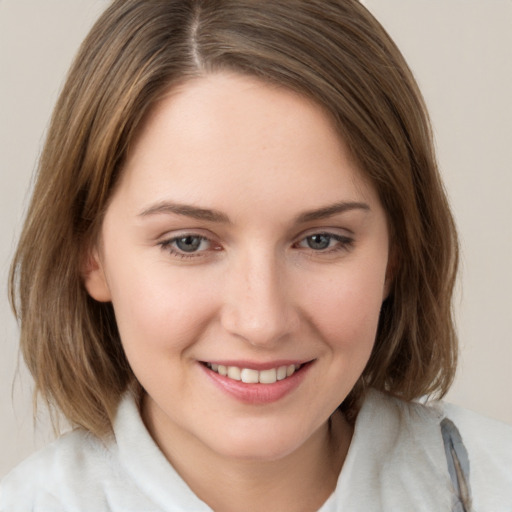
left=138, top=201, right=230, bottom=223
left=295, top=201, right=370, bottom=223
left=138, top=200, right=370, bottom=224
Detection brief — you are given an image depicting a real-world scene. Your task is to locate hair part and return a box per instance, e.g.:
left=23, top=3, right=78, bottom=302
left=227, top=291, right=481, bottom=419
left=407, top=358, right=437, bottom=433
left=10, top=0, right=458, bottom=436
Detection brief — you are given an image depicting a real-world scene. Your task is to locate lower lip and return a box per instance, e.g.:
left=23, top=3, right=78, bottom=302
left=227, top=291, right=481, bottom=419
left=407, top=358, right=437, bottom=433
left=200, top=363, right=312, bottom=405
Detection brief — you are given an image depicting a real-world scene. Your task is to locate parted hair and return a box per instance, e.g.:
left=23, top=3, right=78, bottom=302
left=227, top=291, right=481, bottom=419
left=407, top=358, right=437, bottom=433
left=10, top=0, right=458, bottom=435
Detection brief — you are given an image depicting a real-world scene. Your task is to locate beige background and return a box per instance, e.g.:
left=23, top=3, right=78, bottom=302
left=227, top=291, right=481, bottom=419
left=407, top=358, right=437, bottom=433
left=1, top=0, right=511, bottom=478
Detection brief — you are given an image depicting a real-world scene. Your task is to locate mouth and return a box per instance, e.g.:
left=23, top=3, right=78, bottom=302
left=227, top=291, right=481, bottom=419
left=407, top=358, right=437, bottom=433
left=200, top=360, right=314, bottom=404
left=202, top=361, right=309, bottom=384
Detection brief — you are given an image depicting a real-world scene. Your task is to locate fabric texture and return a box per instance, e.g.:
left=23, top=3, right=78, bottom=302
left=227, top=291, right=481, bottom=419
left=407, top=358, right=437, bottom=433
left=441, top=417, right=472, bottom=511
left=1, top=390, right=511, bottom=511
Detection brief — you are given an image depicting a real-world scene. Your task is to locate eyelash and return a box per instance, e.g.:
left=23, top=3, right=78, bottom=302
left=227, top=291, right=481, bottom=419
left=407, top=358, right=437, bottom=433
left=158, top=232, right=354, bottom=260
left=158, top=234, right=218, bottom=260
left=294, top=232, right=354, bottom=255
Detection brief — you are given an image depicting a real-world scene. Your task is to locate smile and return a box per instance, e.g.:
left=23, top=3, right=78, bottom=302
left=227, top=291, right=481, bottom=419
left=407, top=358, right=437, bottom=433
left=205, top=363, right=302, bottom=384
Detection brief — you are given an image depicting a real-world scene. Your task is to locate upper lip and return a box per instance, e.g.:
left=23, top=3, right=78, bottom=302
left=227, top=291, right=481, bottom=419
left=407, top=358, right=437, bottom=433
left=200, top=359, right=314, bottom=371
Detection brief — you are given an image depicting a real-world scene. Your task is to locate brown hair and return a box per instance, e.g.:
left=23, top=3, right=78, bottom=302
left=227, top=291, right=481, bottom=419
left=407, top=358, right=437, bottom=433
left=10, top=0, right=458, bottom=435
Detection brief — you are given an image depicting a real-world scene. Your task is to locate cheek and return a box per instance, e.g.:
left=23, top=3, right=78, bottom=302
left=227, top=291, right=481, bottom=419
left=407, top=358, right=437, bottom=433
left=301, top=263, right=387, bottom=351
left=106, top=260, right=219, bottom=355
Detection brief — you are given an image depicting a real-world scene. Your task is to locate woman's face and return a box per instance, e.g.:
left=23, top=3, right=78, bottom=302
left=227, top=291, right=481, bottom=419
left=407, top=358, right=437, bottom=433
left=85, top=73, right=391, bottom=462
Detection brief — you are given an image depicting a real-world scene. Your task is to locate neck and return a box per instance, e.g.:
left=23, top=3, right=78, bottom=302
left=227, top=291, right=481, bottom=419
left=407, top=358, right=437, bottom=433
left=144, top=402, right=353, bottom=512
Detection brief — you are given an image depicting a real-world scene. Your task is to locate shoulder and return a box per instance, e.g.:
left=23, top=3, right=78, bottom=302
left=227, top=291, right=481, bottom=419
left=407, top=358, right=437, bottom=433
left=441, top=401, right=512, bottom=511
left=0, top=393, right=196, bottom=512
left=441, top=400, right=512, bottom=453
left=362, top=388, right=512, bottom=452
left=359, top=390, right=512, bottom=510
left=0, top=427, right=155, bottom=512
left=334, top=391, right=454, bottom=510
left=0, top=429, right=112, bottom=511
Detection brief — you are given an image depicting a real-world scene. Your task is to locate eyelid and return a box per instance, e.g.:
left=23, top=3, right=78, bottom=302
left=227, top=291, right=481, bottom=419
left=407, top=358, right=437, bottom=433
left=157, top=230, right=223, bottom=259
left=154, top=225, right=215, bottom=240
left=293, top=229, right=355, bottom=254
left=293, top=226, right=354, bottom=242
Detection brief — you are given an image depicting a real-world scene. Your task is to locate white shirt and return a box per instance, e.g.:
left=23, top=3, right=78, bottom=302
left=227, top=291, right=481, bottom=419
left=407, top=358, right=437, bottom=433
left=2, top=389, right=511, bottom=511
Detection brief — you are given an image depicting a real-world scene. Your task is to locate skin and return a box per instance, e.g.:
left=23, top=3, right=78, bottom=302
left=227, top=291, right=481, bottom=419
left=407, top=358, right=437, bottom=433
left=85, top=73, right=392, bottom=511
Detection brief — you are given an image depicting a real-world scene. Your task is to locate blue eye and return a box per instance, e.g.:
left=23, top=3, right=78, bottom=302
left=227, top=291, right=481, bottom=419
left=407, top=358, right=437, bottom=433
left=296, top=232, right=353, bottom=252
left=305, top=234, right=333, bottom=250
left=174, top=235, right=205, bottom=253
left=159, top=234, right=215, bottom=258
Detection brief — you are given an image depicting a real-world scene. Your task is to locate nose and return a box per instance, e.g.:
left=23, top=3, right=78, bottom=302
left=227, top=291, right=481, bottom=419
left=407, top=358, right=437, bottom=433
left=220, top=249, right=298, bottom=347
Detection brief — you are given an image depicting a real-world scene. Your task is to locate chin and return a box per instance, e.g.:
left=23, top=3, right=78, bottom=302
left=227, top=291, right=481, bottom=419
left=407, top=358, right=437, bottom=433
left=214, top=435, right=299, bottom=462
left=201, top=418, right=322, bottom=463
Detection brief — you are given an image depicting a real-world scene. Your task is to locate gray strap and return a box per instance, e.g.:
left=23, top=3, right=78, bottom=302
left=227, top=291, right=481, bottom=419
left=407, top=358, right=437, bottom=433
left=441, top=418, right=473, bottom=512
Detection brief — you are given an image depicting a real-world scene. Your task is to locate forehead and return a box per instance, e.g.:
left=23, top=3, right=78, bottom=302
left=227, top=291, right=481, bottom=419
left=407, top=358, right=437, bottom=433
left=114, top=72, right=380, bottom=219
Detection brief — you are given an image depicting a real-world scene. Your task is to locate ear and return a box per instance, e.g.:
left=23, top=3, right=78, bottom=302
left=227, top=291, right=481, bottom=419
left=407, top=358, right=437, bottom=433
left=82, top=247, right=112, bottom=302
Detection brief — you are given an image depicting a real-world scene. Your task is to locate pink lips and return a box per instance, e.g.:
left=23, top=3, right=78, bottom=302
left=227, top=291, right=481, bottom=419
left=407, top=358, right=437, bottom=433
left=200, top=360, right=312, bottom=405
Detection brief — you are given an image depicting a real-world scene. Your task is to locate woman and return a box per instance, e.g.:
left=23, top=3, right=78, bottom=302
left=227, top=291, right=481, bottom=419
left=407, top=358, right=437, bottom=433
left=2, top=1, right=511, bottom=511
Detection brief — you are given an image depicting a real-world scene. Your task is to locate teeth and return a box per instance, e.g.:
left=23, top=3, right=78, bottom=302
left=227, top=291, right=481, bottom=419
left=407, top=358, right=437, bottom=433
left=241, top=368, right=259, bottom=383
left=206, top=363, right=302, bottom=384
left=227, top=366, right=241, bottom=381
left=276, top=366, right=287, bottom=381
left=259, top=368, right=277, bottom=384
